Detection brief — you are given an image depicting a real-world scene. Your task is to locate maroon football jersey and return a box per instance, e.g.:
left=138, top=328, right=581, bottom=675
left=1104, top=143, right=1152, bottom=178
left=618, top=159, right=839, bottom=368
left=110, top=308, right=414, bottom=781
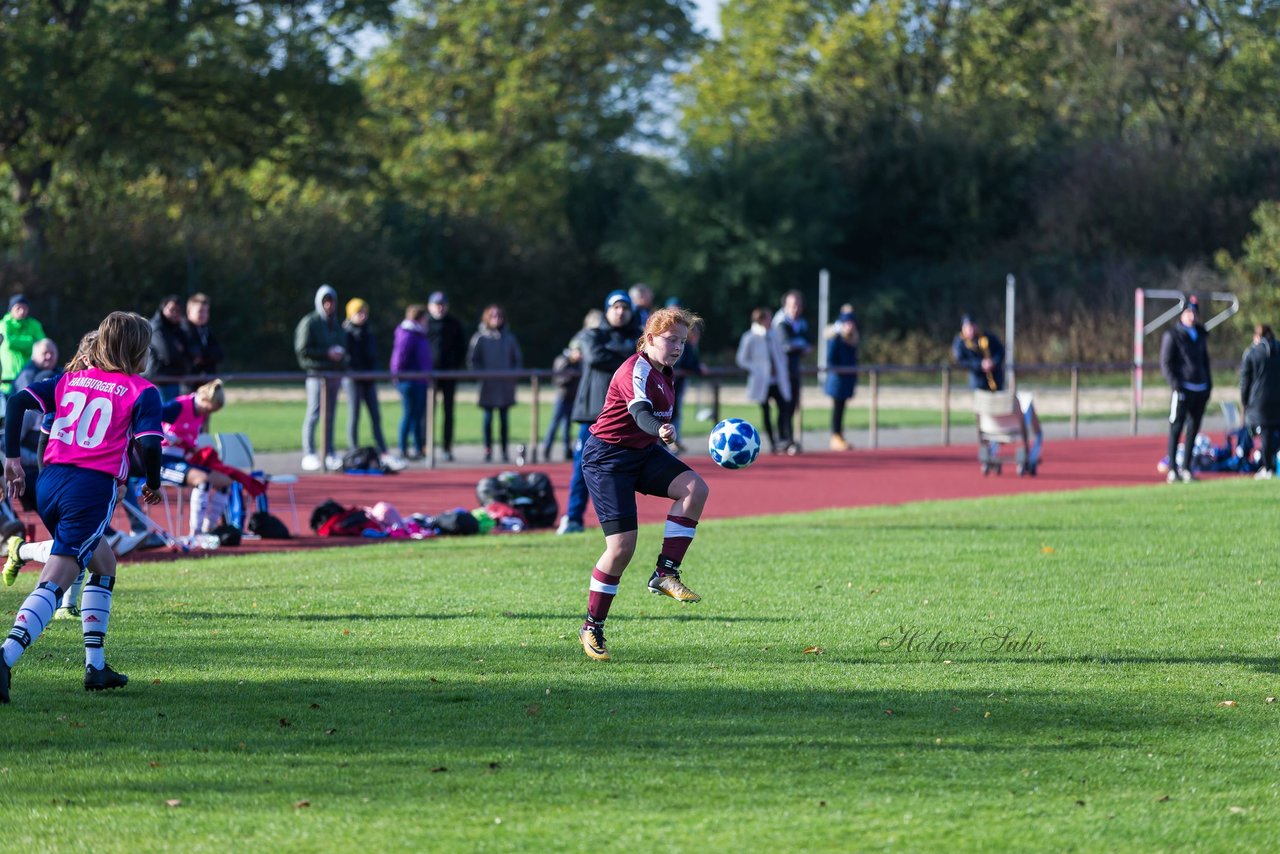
left=589, top=352, right=676, bottom=449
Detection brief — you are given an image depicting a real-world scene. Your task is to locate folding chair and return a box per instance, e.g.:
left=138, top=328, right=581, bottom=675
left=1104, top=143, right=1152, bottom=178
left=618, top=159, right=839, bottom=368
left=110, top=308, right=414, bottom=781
left=121, top=496, right=187, bottom=553
left=213, top=433, right=301, bottom=535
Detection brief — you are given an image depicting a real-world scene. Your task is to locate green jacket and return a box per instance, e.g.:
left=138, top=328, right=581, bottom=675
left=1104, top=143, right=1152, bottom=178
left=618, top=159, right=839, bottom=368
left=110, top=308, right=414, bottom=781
left=294, top=285, right=348, bottom=372
left=1, top=314, right=45, bottom=391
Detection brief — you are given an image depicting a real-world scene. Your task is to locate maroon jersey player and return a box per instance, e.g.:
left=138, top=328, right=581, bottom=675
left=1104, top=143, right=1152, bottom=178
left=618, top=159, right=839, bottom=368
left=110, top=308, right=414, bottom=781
left=577, top=306, right=710, bottom=662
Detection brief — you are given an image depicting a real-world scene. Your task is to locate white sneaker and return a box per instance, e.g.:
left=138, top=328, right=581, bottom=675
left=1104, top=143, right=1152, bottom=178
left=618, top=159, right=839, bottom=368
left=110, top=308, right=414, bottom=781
left=380, top=454, right=407, bottom=472
left=1180, top=469, right=1197, bottom=483
left=1255, top=468, right=1274, bottom=480
left=556, top=515, right=583, bottom=535
left=112, top=530, right=152, bottom=557
left=1166, top=470, right=1179, bottom=484
left=301, top=454, right=322, bottom=472
left=324, top=454, right=344, bottom=471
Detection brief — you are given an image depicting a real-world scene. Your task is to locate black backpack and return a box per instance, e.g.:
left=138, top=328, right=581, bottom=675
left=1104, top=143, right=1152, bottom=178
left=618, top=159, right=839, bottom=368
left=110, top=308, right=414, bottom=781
left=210, top=522, right=243, bottom=546
left=310, top=499, right=347, bottom=532
left=520, top=471, right=559, bottom=528
left=249, top=511, right=292, bottom=539
left=435, top=509, right=480, bottom=535
left=476, top=475, right=508, bottom=506
left=343, top=446, right=388, bottom=473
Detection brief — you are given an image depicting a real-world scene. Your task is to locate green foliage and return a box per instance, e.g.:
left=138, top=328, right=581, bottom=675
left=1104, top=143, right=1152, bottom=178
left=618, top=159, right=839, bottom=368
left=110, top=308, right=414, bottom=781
left=365, top=0, right=698, bottom=235
left=4, top=1, right=1280, bottom=366
left=3, top=484, right=1280, bottom=849
left=1217, top=200, right=1280, bottom=350
left=0, top=0, right=394, bottom=256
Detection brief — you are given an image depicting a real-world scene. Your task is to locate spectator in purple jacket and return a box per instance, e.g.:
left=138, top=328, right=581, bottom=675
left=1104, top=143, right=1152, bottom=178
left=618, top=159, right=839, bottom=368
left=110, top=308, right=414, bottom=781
left=391, top=304, right=433, bottom=461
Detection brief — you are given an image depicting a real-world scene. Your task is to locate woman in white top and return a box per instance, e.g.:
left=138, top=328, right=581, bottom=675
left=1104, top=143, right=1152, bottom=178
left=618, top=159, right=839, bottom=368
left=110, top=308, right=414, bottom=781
left=735, top=307, right=792, bottom=453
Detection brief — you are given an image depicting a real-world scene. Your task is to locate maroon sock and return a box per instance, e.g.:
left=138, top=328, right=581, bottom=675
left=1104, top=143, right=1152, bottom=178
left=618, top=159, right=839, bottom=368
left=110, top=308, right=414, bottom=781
left=657, top=515, right=699, bottom=575
left=586, top=567, right=621, bottom=624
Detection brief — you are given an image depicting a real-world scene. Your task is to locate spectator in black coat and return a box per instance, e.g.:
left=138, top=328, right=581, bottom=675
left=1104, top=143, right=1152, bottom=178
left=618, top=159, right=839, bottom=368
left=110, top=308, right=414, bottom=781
left=772, top=290, right=811, bottom=453
left=343, top=298, right=398, bottom=468
left=182, top=292, right=225, bottom=393
left=1240, top=323, right=1280, bottom=478
left=558, top=290, right=642, bottom=534
left=953, top=314, right=1005, bottom=392
left=426, top=291, right=468, bottom=462
left=148, top=294, right=193, bottom=403
left=1160, top=296, right=1212, bottom=483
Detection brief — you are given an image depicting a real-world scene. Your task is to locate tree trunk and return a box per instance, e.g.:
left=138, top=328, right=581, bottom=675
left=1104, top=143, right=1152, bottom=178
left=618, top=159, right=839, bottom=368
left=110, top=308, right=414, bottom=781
left=11, top=160, right=52, bottom=266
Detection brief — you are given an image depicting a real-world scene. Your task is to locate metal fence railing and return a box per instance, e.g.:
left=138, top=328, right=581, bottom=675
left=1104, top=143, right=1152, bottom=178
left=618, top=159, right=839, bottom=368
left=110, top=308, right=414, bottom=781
left=195, top=359, right=1242, bottom=465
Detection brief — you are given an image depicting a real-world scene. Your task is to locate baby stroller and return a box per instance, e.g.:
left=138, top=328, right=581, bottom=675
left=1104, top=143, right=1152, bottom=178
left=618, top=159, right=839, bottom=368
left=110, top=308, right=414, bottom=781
left=973, top=390, right=1043, bottom=476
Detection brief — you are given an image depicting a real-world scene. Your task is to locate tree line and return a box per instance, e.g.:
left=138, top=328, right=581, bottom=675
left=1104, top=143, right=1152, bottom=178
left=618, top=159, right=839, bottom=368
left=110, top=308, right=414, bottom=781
left=3, top=0, right=1280, bottom=369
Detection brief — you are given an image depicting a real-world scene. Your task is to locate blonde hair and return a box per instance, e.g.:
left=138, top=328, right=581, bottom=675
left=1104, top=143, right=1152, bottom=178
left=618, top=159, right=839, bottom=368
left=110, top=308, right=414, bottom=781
left=346, top=298, right=369, bottom=320
left=194, top=378, right=225, bottom=412
left=66, top=330, right=99, bottom=372
left=91, top=312, right=152, bottom=374
left=638, top=307, right=702, bottom=353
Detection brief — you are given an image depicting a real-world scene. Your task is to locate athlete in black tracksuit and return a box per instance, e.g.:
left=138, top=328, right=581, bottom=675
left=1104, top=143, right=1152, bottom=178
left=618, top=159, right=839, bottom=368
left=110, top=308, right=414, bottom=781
left=1240, top=325, right=1280, bottom=475
left=1159, top=299, right=1212, bottom=481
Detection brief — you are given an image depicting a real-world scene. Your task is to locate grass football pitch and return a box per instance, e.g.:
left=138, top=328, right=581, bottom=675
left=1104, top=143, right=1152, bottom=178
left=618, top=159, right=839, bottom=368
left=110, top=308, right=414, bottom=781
left=1, top=482, right=1277, bottom=850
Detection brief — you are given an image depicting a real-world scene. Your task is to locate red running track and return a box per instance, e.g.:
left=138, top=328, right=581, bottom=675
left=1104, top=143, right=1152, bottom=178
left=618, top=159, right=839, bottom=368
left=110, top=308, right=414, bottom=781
left=38, top=433, right=1188, bottom=565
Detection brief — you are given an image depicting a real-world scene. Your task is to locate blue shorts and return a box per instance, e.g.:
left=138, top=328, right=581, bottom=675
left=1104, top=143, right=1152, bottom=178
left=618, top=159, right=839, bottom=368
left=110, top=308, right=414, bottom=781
left=161, top=452, right=199, bottom=486
left=36, top=464, right=119, bottom=569
left=581, top=434, right=690, bottom=535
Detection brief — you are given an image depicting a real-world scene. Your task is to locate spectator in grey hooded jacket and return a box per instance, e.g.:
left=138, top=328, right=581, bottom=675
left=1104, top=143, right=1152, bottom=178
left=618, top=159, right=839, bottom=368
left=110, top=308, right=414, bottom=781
left=295, top=284, right=349, bottom=471
left=1241, top=323, right=1280, bottom=478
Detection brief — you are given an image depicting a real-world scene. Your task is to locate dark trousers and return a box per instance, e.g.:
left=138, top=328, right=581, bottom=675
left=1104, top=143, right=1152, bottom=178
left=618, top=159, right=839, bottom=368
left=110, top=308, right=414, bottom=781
left=435, top=380, right=458, bottom=452
left=778, top=368, right=800, bottom=447
left=345, top=378, right=387, bottom=453
left=543, top=394, right=574, bottom=459
left=831, top=397, right=849, bottom=437
left=565, top=422, right=593, bottom=524
left=397, top=381, right=427, bottom=456
left=1168, top=388, right=1210, bottom=472
left=481, top=406, right=511, bottom=456
left=1253, top=425, right=1280, bottom=472
left=759, top=384, right=790, bottom=450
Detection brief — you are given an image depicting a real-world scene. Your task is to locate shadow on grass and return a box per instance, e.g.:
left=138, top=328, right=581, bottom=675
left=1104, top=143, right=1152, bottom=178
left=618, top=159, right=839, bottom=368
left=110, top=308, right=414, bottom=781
left=823, top=653, right=1280, bottom=675
left=7, top=678, right=1256, bottom=780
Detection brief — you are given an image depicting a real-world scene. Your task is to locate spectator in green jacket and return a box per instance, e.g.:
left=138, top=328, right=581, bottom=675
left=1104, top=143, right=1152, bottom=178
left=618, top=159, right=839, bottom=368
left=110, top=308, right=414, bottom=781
left=294, top=284, right=349, bottom=472
left=1, top=295, right=46, bottom=394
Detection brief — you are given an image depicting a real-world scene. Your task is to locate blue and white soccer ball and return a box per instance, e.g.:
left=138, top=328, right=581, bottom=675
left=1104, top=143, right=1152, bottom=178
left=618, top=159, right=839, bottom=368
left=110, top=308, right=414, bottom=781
left=708, top=418, right=761, bottom=469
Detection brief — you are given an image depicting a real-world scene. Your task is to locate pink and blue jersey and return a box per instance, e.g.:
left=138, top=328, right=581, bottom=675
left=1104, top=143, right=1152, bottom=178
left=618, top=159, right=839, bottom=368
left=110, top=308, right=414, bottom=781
left=21, top=368, right=163, bottom=481
left=161, top=394, right=204, bottom=454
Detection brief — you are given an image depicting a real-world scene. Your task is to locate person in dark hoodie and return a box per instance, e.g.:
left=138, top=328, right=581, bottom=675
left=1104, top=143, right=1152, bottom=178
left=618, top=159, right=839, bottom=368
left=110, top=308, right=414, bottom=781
left=1160, top=296, right=1212, bottom=483
left=295, top=284, right=348, bottom=472
left=1240, top=323, right=1280, bottom=479
left=426, top=291, right=468, bottom=462
left=343, top=298, right=402, bottom=470
left=558, top=290, right=642, bottom=534
left=147, top=295, right=193, bottom=403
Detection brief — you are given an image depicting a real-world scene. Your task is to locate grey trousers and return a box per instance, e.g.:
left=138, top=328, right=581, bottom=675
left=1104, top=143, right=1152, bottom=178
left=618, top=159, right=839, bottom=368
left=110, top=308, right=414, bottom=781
left=302, top=375, right=342, bottom=456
